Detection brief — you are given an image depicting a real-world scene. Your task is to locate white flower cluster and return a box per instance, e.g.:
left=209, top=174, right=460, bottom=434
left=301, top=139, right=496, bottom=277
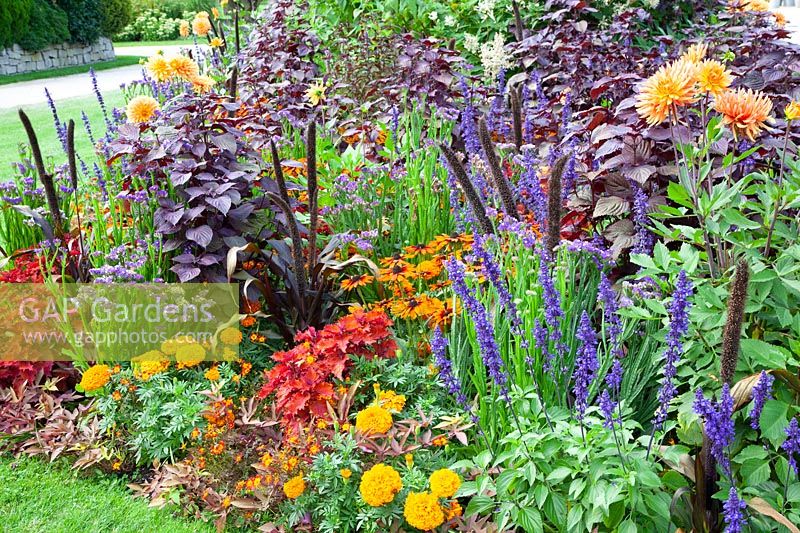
left=476, top=0, right=497, bottom=20
left=480, top=33, right=511, bottom=82
left=463, top=33, right=480, bottom=54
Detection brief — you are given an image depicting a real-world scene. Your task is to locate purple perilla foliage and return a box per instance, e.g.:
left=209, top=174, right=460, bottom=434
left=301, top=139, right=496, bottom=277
left=517, top=149, right=547, bottom=225
left=722, top=486, right=747, bottom=533
left=472, top=232, right=523, bottom=336
left=693, top=384, right=736, bottom=478
left=632, top=185, right=655, bottom=256
left=749, top=371, right=773, bottom=431
left=652, top=270, right=693, bottom=430
left=446, top=257, right=510, bottom=400
left=560, top=90, right=573, bottom=134
left=782, top=417, right=800, bottom=476
left=531, top=70, right=546, bottom=111
left=573, top=311, right=599, bottom=422
left=431, top=327, right=473, bottom=419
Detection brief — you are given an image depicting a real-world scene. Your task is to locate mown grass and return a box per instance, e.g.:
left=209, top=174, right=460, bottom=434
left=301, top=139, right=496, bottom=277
left=0, top=455, right=215, bottom=533
left=0, top=57, right=143, bottom=86
left=0, top=91, right=125, bottom=179
left=115, top=40, right=193, bottom=48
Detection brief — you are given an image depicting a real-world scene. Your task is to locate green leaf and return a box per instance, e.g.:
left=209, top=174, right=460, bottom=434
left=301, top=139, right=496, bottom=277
left=465, top=495, right=495, bottom=517
left=513, top=507, right=543, bottom=533
left=740, top=339, right=791, bottom=370
left=760, top=400, right=790, bottom=447
left=618, top=519, right=638, bottom=533
left=741, top=459, right=770, bottom=486
left=546, top=466, right=572, bottom=483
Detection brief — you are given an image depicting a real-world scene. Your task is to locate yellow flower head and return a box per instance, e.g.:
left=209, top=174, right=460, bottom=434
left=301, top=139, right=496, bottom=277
left=713, top=88, right=774, bottom=140
left=635, top=58, right=698, bottom=125
left=79, top=364, right=111, bottom=392
left=403, top=491, right=445, bottom=531
left=729, top=0, right=769, bottom=11
left=219, top=327, right=243, bottom=345
left=134, top=354, right=170, bottom=381
left=283, top=474, right=305, bottom=499
left=355, top=405, right=393, bottom=435
left=212, top=7, right=220, bottom=19
left=176, top=343, right=206, bottom=369
left=204, top=366, right=220, bottom=381
left=210, top=37, right=224, bottom=48
left=429, top=468, right=461, bottom=498
left=192, top=14, right=213, bottom=36
left=168, top=55, right=200, bottom=81
left=681, top=42, right=708, bottom=64
left=378, top=389, right=406, bottom=412
left=405, top=453, right=414, bottom=468
left=179, top=21, right=190, bottom=38
left=191, top=75, right=215, bottom=94
left=340, top=468, right=352, bottom=479
left=145, top=55, right=171, bottom=82
left=126, top=96, right=159, bottom=124
left=305, top=80, right=326, bottom=106
left=775, top=12, right=787, bottom=27
left=696, top=59, right=733, bottom=97
left=785, top=101, right=800, bottom=122
left=359, top=464, right=402, bottom=507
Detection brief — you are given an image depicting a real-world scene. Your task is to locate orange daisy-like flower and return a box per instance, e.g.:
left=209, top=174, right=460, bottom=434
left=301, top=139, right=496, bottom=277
left=635, top=59, right=698, bottom=126
left=775, top=12, right=787, bottom=27
left=390, top=295, right=443, bottom=320
left=145, top=55, right=171, bottom=82
left=191, top=74, right=215, bottom=94
left=681, top=42, right=708, bottom=64
left=379, top=254, right=408, bottom=268
left=712, top=88, right=774, bottom=140
left=415, top=259, right=443, bottom=280
left=696, top=59, right=733, bottom=97
left=340, top=273, right=374, bottom=291
left=403, top=243, right=429, bottom=258
left=126, top=96, right=159, bottom=123
left=168, top=55, right=200, bottom=82
left=378, top=262, right=412, bottom=283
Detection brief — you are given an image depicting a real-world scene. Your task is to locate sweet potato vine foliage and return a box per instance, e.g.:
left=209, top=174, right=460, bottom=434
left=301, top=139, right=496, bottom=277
left=257, top=309, right=397, bottom=426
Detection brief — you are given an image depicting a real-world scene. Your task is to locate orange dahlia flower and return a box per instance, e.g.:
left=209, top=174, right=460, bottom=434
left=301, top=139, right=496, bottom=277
left=696, top=59, right=734, bottom=97
left=126, top=96, right=159, bottom=123
left=635, top=59, right=698, bottom=125
left=681, top=42, right=708, bottom=64
left=712, top=88, right=774, bottom=140
left=145, top=55, right=171, bottom=82
left=168, top=56, right=200, bottom=82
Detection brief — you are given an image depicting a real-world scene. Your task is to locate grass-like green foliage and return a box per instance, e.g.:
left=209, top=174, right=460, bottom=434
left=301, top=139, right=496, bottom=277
left=0, top=57, right=143, bottom=86
left=0, top=455, right=214, bottom=533
left=0, top=90, right=125, bottom=178
left=114, top=39, right=190, bottom=47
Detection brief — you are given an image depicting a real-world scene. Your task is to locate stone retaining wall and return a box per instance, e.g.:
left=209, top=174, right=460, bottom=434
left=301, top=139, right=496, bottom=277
left=0, top=37, right=115, bottom=76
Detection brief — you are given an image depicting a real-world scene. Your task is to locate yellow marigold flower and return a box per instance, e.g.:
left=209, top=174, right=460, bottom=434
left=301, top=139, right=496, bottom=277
left=681, top=42, right=707, bottom=64
left=403, top=491, right=445, bottom=531
left=785, top=101, right=800, bottom=122
left=635, top=59, right=698, bottom=126
left=283, top=474, right=305, bottom=499
left=340, top=468, right=352, bottom=479
left=355, top=405, right=393, bottom=435
left=305, top=80, right=326, bottom=106
left=713, top=88, right=774, bottom=140
left=210, top=37, right=224, bottom=48
left=405, top=453, right=414, bottom=468
left=168, top=55, right=200, bottom=81
left=134, top=356, right=170, bottom=381
left=176, top=343, right=206, bottom=368
left=341, top=422, right=352, bottom=432
left=696, top=59, right=733, bottom=97
left=378, top=390, right=406, bottom=412
left=219, top=327, right=243, bottom=345
left=126, top=95, right=159, bottom=124
left=359, top=464, right=402, bottom=507
left=204, top=366, right=220, bottom=381
left=145, top=55, right=171, bottom=82
left=192, top=14, right=213, bottom=36
left=429, top=469, right=461, bottom=498
left=179, top=20, right=190, bottom=38
left=79, top=364, right=111, bottom=392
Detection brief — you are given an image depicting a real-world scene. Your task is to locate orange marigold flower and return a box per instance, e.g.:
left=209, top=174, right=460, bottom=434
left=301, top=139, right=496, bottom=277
left=176, top=343, right=206, bottom=369
left=785, top=101, right=800, bottom=122
left=712, top=88, right=774, bottom=140
left=283, top=474, right=305, bottom=499
left=145, top=55, right=171, bottom=81
left=220, top=327, right=243, bottom=345
left=340, top=468, right=352, bottom=479
left=240, top=316, right=256, bottom=327
left=404, top=491, right=445, bottom=531
left=340, top=273, right=374, bottom=291
left=405, top=453, right=414, bottom=468
left=359, top=464, right=402, bottom=506
left=355, top=405, right=392, bottom=435
left=378, top=390, right=406, bottom=412
left=445, top=501, right=463, bottom=520
left=111, top=390, right=122, bottom=401
left=126, top=96, right=159, bottom=123
left=432, top=435, right=448, bottom=447
left=635, top=59, right=698, bottom=126
left=681, top=42, right=708, bottom=64
left=168, top=55, right=200, bottom=81
left=696, top=59, right=733, bottom=97
left=204, top=366, right=221, bottom=381
left=79, top=364, right=111, bottom=392
left=430, top=469, right=461, bottom=498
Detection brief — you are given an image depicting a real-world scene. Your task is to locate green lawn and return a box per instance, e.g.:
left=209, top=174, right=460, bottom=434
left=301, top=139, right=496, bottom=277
left=0, top=91, right=125, bottom=179
left=0, top=57, right=143, bottom=86
left=115, top=40, right=193, bottom=48
left=0, top=455, right=215, bottom=533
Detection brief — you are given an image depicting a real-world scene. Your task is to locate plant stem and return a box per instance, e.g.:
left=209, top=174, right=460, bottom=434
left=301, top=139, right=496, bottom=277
left=764, top=126, right=791, bottom=258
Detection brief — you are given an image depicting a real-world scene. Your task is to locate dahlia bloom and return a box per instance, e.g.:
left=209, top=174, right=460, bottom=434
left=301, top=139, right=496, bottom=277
left=126, top=95, right=159, bottom=123
left=696, top=59, right=733, bottom=97
left=144, top=55, right=171, bottom=82
left=713, top=88, right=774, bottom=140
left=635, top=59, right=698, bottom=125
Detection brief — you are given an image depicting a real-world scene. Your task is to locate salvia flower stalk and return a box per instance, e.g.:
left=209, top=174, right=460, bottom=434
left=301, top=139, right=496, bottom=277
left=749, top=370, right=773, bottom=431
left=783, top=417, right=800, bottom=477
left=572, top=311, right=599, bottom=426
left=722, top=486, right=748, bottom=533
left=693, top=384, right=736, bottom=478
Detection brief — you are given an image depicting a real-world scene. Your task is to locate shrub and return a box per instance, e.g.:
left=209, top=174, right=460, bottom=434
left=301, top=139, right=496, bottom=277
left=116, top=8, right=181, bottom=41
left=0, top=0, right=32, bottom=49
left=16, top=0, right=70, bottom=52
left=99, top=0, right=132, bottom=37
left=57, top=0, right=103, bottom=43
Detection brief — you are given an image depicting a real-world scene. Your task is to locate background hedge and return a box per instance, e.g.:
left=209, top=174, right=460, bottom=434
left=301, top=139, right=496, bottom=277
left=17, top=0, right=71, bottom=52
left=0, top=0, right=33, bottom=49
left=100, top=0, right=132, bottom=38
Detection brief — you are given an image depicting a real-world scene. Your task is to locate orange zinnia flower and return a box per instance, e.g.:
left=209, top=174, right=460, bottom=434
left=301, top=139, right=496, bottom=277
left=635, top=59, right=698, bottom=126
left=340, top=273, right=374, bottom=291
left=696, top=59, right=733, bottom=97
left=681, top=42, right=708, bottom=64
left=712, top=88, right=774, bottom=140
